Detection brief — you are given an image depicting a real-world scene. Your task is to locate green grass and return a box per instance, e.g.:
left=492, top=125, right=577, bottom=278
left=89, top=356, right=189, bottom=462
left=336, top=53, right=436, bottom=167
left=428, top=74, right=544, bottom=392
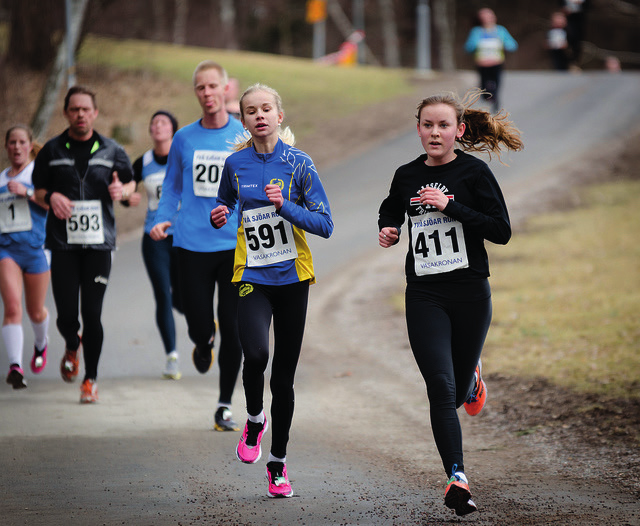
left=77, top=35, right=414, bottom=138
left=486, top=179, right=640, bottom=399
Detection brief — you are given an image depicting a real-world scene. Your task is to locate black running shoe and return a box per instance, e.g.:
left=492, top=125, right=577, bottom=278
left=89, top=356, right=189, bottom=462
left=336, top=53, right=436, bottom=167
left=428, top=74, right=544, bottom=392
left=6, top=365, right=27, bottom=389
left=214, top=406, right=240, bottom=432
left=192, top=344, right=213, bottom=374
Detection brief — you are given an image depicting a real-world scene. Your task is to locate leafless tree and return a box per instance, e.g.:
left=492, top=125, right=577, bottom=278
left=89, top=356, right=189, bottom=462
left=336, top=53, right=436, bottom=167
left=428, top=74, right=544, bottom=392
left=377, top=0, right=400, bottom=67
left=173, top=0, right=188, bottom=45
left=30, top=0, right=89, bottom=140
left=433, top=0, right=456, bottom=71
left=152, top=0, right=168, bottom=41
left=6, top=0, right=63, bottom=70
left=218, top=0, right=238, bottom=49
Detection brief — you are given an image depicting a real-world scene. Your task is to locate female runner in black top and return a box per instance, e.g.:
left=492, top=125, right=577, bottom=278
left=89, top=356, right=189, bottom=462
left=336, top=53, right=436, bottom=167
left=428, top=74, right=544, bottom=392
left=378, top=90, right=523, bottom=516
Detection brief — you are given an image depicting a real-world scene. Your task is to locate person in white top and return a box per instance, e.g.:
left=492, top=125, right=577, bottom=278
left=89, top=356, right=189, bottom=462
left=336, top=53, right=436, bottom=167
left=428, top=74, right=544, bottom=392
left=0, top=125, right=50, bottom=389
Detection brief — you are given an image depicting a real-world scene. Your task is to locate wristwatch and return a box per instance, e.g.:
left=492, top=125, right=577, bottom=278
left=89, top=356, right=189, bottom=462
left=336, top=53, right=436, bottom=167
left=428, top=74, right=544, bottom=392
left=26, top=188, right=34, bottom=198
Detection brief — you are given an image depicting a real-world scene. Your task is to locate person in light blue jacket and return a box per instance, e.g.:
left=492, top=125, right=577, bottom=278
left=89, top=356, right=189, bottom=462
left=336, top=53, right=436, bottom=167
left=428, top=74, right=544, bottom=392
left=464, top=7, right=518, bottom=112
left=210, top=84, right=333, bottom=499
left=150, top=61, right=244, bottom=432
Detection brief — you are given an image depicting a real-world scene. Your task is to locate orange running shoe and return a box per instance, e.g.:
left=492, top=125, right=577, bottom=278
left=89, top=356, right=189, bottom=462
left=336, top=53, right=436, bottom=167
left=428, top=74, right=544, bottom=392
left=444, top=466, right=478, bottom=516
left=80, top=378, right=98, bottom=404
left=60, top=348, right=79, bottom=383
left=463, top=360, right=486, bottom=416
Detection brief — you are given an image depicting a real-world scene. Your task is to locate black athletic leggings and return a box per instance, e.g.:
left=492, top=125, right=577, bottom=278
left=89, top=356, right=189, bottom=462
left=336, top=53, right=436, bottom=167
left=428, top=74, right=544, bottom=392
left=177, top=248, right=242, bottom=405
left=478, top=64, right=503, bottom=108
left=50, top=249, right=112, bottom=381
left=141, top=234, right=182, bottom=355
left=405, top=278, right=492, bottom=476
left=238, top=280, right=309, bottom=460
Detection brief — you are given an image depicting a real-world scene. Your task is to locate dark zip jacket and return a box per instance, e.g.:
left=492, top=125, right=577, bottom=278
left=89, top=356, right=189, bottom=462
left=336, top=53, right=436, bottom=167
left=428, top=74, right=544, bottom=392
left=32, top=129, right=133, bottom=251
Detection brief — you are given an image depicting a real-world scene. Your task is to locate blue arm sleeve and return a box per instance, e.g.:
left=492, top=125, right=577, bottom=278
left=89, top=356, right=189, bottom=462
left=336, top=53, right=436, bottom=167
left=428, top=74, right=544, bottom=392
left=278, top=165, right=333, bottom=239
left=154, top=138, right=183, bottom=225
left=214, top=160, right=238, bottom=222
left=499, top=26, right=518, bottom=52
left=464, top=28, right=481, bottom=53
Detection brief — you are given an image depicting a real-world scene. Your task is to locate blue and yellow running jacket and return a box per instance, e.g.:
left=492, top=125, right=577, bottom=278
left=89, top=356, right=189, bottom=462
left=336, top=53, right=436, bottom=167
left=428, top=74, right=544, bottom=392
left=215, top=138, right=333, bottom=285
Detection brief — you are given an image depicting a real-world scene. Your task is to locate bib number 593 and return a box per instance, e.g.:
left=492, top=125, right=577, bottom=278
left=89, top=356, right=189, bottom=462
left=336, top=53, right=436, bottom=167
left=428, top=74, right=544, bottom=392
left=67, top=200, right=105, bottom=244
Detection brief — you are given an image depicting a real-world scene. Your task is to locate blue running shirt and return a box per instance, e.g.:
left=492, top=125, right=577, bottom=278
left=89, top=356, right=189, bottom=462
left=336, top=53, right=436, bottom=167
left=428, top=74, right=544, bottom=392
left=155, top=117, right=244, bottom=252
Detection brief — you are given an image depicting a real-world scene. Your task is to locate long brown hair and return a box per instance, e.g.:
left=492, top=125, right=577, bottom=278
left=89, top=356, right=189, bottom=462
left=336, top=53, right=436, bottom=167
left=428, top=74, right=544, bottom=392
left=416, top=89, right=524, bottom=160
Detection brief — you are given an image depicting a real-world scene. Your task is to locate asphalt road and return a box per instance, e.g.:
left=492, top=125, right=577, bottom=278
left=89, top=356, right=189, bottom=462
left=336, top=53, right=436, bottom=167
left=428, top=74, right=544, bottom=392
left=1, top=71, right=639, bottom=525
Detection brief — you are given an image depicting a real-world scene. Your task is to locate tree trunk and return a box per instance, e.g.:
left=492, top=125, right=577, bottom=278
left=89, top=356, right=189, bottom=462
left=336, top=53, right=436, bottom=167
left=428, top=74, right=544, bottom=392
left=7, top=0, right=62, bottom=71
left=30, top=0, right=89, bottom=141
left=173, top=0, right=188, bottom=45
left=432, top=0, right=456, bottom=71
left=152, top=0, right=167, bottom=41
left=377, top=0, right=401, bottom=67
left=218, top=0, right=238, bottom=49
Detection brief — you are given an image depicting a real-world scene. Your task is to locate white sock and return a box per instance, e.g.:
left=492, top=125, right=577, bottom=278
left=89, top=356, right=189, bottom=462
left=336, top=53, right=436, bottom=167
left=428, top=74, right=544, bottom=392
left=2, top=324, right=24, bottom=368
left=268, top=453, right=286, bottom=464
left=31, top=312, right=49, bottom=351
left=248, top=411, right=265, bottom=424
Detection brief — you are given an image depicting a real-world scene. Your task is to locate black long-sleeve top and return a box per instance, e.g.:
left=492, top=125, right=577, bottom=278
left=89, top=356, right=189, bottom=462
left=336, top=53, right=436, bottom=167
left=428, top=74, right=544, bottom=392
left=378, top=150, right=511, bottom=283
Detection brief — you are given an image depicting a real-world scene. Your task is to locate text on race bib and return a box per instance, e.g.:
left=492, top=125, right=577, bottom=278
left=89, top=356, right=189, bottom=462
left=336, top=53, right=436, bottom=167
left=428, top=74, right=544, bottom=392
left=144, top=172, right=165, bottom=211
left=0, top=192, right=32, bottom=233
left=242, top=205, right=298, bottom=267
left=66, top=200, right=105, bottom=245
left=411, top=211, right=469, bottom=275
left=192, top=150, right=229, bottom=198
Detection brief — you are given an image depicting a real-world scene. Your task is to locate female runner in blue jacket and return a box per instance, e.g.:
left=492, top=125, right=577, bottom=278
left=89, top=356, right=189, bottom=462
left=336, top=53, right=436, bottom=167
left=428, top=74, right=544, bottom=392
left=211, top=84, right=333, bottom=498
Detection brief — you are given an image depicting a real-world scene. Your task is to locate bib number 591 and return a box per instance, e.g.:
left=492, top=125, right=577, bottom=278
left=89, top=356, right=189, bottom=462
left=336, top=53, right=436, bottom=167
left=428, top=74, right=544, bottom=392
left=245, top=221, right=288, bottom=251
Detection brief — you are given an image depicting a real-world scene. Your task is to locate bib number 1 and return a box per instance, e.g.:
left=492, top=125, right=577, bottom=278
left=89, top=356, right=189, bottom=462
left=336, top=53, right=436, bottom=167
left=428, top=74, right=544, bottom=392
left=0, top=192, right=32, bottom=233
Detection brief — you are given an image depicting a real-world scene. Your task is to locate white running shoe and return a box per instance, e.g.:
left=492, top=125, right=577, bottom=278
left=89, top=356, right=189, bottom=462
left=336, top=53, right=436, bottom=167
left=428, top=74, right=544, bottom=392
left=163, top=351, right=182, bottom=380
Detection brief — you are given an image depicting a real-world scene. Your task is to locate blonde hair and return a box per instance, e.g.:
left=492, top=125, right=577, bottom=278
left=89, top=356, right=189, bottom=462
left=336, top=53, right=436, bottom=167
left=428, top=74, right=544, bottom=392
left=192, top=60, right=228, bottom=87
left=416, top=89, right=524, bottom=160
left=234, top=83, right=295, bottom=151
left=5, top=124, right=42, bottom=160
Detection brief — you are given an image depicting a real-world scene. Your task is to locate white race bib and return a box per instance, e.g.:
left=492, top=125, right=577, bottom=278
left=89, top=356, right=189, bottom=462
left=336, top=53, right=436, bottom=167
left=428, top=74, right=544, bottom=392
left=66, top=200, right=105, bottom=245
left=192, top=150, right=229, bottom=198
left=0, top=192, right=32, bottom=233
left=411, top=211, right=469, bottom=276
left=144, top=172, right=165, bottom=211
left=477, top=37, right=503, bottom=62
left=243, top=205, right=298, bottom=267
